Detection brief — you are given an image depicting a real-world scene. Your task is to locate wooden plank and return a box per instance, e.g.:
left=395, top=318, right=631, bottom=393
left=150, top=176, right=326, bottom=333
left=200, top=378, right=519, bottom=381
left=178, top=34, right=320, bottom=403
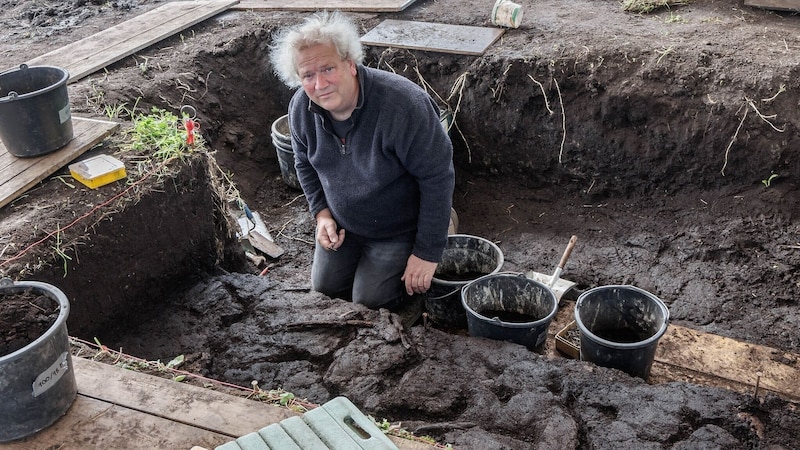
left=360, top=20, right=505, bottom=56
left=0, top=117, right=119, bottom=209
left=248, top=230, right=285, bottom=258
left=26, top=0, right=240, bottom=83
left=4, top=356, right=434, bottom=450
left=234, top=0, right=415, bottom=12
left=3, top=395, right=233, bottom=449
left=744, top=0, right=800, bottom=11
left=655, top=324, right=800, bottom=400
left=72, top=357, right=299, bottom=437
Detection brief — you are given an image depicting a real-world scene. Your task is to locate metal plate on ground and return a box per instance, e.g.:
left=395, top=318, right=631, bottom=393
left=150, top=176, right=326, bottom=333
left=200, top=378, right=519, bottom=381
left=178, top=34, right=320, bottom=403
left=743, top=0, right=800, bottom=11
left=360, top=19, right=505, bottom=56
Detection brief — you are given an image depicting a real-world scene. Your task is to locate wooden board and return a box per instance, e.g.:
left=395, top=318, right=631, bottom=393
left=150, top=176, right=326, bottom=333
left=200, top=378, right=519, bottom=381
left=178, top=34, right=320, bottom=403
left=4, top=395, right=233, bottom=450
left=248, top=230, right=285, bottom=258
left=0, top=117, right=119, bottom=209
left=71, top=357, right=298, bottom=436
left=548, top=301, right=800, bottom=401
left=655, top=324, right=800, bottom=401
left=360, top=19, right=505, bottom=56
left=4, top=357, right=297, bottom=449
left=25, top=0, right=240, bottom=83
left=7, top=357, right=434, bottom=450
left=235, top=0, right=416, bottom=12
left=744, top=0, right=800, bottom=11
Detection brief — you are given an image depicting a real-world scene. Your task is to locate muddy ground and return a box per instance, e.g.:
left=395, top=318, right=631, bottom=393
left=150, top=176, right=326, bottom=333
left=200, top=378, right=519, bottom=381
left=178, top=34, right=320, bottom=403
left=2, top=0, right=800, bottom=448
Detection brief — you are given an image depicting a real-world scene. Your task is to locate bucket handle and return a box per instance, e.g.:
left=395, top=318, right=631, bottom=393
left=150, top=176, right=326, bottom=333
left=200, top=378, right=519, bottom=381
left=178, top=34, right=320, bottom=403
left=1, top=64, right=29, bottom=99
left=1, top=63, right=28, bottom=76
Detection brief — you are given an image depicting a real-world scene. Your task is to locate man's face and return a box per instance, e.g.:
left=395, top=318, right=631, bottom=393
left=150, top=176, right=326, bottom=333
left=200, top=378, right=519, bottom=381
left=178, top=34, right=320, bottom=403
left=296, top=43, right=358, bottom=121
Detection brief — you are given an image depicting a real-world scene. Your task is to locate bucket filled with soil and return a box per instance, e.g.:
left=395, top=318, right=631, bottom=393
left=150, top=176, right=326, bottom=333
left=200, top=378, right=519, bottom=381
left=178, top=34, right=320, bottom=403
left=0, top=279, right=77, bottom=442
left=574, top=285, right=669, bottom=380
left=0, top=64, right=73, bottom=157
left=461, top=272, right=558, bottom=352
left=427, top=234, right=504, bottom=328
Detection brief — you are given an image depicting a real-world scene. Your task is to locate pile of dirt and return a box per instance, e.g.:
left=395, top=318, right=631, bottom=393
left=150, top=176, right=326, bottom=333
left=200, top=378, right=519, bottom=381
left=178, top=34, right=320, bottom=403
left=1, top=0, right=800, bottom=448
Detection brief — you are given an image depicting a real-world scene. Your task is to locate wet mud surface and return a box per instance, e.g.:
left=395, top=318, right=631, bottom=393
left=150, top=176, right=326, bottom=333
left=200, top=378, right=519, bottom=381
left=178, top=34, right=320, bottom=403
left=1, top=0, right=800, bottom=448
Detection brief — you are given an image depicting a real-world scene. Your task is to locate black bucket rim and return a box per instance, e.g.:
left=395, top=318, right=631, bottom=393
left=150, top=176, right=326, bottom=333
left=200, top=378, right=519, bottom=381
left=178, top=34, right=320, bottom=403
left=574, top=284, right=669, bottom=350
left=0, top=64, right=70, bottom=103
left=431, top=234, right=505, bottom=287
left=271, top=114, right=290, bottom=142
left=0, top=280, right=70, bottom=363
left=461, top=271, right=558, bottom=329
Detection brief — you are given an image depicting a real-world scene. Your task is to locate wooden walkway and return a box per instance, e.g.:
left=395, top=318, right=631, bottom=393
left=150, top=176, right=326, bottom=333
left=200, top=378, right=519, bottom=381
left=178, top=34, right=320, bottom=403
left=26, top=0, right=240, bottom=83
left=4, top=357, right=434, bottom=449
left=0, top=117, right=119, bottom=209
left=548, top=299, right=800, bottom=402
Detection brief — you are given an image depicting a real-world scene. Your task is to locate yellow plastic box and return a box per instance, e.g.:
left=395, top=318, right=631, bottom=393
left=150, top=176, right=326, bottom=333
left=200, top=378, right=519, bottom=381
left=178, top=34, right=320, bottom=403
left=69, top=154, right=127, bottom=189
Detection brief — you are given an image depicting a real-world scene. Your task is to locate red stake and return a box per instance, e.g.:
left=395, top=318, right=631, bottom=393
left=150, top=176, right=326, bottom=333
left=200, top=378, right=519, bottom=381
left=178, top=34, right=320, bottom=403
left=184, top=118, right=196, bottom=145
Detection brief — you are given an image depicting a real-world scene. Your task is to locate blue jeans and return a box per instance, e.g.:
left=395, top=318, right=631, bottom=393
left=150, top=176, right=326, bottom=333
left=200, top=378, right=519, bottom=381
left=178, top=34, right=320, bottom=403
left=311, top=231, right=414, bottom=310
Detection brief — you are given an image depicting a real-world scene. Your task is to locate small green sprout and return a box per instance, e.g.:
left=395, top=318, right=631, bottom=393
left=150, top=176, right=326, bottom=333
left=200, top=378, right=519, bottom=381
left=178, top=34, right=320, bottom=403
left=762, top=172, right=779, bottom=188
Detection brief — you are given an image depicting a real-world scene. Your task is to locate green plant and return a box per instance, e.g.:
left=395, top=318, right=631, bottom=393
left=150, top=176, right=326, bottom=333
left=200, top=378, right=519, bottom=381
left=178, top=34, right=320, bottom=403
left=665, top=12, right=687, bottom=23
left=762, top=172, right=779, bottom=188
left=124, top=106, right=202, bottom=161
left=104, top=102, right=130, bottom=120
left=50, top=227, right=72, bottom=277
left=247, top=381, right=308, bottom=413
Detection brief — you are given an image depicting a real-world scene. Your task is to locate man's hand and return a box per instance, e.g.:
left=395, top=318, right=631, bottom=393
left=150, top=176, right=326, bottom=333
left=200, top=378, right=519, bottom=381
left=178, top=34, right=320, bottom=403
left=315, top=208, right=345, bottom=251
left=402, top=254, right=438, bottom=295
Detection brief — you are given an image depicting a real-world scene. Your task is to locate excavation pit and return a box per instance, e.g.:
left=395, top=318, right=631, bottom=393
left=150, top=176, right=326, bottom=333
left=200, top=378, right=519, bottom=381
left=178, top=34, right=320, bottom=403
left=2, top=1, right=800, bottom=447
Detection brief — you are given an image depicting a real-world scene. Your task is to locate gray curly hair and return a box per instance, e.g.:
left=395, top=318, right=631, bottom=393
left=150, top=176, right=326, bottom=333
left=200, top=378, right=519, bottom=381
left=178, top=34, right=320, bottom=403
left=269, top=11, right=364, bottom=89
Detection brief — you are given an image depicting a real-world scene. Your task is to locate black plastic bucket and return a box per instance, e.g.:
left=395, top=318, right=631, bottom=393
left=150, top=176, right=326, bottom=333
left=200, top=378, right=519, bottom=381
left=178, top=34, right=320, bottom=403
left=426, top=234, right=504, bottom=328
left=574, top=285, right=669, bottom=380
left=0, top=279, right=77, bottom=442
left=270, top=114, right=301, bottom=190
left=461, top=272, right=558, bottom=352
left=424, top=283, right=466, bottom=329
left=0, top=64, right=73, bottom=157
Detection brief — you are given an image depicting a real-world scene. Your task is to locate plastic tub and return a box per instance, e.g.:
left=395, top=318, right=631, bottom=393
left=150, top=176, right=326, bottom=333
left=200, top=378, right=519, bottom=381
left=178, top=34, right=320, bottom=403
left=426, top=234, right=504, bottom=328
left=0, top=64, right=73, bottom=157
left=461, top=272, right=558, bottom=352
left=0, top=279, right=77, bottom=442
left=574, top=285, right=669, bottom=380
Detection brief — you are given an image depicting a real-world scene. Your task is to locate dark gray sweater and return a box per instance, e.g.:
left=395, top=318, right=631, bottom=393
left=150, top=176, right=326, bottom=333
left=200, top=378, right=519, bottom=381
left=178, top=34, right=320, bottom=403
left=288, top=65, right=455, bottom=263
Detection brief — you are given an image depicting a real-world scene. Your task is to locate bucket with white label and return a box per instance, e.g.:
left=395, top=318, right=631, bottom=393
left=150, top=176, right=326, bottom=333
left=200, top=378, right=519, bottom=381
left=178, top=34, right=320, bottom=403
left=0, top=279, right=77, bottom=442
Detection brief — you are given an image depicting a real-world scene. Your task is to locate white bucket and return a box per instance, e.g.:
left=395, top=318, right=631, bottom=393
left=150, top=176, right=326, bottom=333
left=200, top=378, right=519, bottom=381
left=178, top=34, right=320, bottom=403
left=491, top=0, right=523, bottom=29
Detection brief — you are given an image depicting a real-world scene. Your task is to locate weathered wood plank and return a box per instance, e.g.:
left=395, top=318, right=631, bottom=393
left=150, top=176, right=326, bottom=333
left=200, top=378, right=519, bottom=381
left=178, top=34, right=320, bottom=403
left=26, top=0, right=240, bottom=83
left=72, top=357, right=299, bottom=437
left=3, top=395, right=233, bottom=449
left=744, top=0, right=800, bottom=11
left=655, top=324, right=800, bottom=400
left=234, top=0, right=416, bottom=12
left=360, top=20, right=504, bottom=56
left=0, top=117, right=119, bottom=209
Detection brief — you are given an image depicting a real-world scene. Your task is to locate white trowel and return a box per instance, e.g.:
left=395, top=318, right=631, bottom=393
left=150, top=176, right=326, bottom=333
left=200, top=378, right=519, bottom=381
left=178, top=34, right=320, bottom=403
left=527, top=235, right=578, bottom=301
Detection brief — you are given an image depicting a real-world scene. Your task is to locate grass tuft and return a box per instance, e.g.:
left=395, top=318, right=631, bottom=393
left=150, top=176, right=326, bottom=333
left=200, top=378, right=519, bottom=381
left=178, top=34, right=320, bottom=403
left=621, top=0, right=690, bottom=14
